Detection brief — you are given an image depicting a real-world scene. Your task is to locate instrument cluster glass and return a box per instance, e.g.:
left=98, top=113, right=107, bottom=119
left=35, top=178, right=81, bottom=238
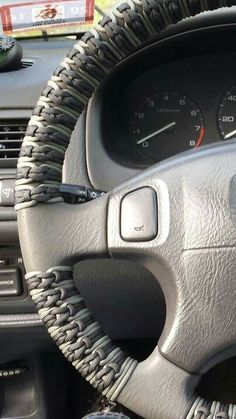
left=128, top=85, right=236, bottom=163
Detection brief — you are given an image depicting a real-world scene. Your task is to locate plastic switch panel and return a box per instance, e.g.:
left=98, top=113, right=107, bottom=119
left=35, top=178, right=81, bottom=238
left=0, top=268, right=22, bottom=297
left=121, top=187, right=158, bottom=242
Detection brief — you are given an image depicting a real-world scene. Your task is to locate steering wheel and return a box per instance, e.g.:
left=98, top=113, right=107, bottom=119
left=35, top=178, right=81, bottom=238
left=15, top=1, right=236, bottom=418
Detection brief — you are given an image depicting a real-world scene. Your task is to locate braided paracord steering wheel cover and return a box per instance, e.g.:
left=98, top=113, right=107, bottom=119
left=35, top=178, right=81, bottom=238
left=15, top=1, right=236, bottom=417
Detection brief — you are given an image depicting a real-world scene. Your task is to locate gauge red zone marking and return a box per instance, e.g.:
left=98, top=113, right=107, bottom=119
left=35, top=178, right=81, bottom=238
left=195, top=127, right=205, bottom=148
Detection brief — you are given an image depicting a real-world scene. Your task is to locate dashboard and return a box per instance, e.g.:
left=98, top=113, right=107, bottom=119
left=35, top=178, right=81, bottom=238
left=2, top=9, right=236, bottom=365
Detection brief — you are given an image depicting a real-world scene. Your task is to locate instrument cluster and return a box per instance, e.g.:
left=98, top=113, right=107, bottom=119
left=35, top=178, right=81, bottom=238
left=102, top=51, right=236, bottom=167
left=129, top=86, right=236, bottom=162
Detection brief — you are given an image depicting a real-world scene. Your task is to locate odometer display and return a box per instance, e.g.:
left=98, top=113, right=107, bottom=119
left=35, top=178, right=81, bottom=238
left=130, top=92, right=205, bottom=162
left=218, top=86, right=236, bottom=141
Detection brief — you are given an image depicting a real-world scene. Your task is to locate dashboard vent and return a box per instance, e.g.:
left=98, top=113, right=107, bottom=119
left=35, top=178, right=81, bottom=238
left=0, top=119, right=28, bottom=168
left=20, top=59, right=34, bottom=69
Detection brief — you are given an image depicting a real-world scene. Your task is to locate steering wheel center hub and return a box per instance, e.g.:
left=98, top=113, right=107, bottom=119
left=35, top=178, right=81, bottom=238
left=108, top=141, right=236, bottom=376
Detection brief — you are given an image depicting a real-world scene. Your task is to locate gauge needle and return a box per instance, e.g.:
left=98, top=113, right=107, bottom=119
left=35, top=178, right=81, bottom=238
left=224, top=129, right=236, bottom=139
left=137, top=121, right=176, bottom=145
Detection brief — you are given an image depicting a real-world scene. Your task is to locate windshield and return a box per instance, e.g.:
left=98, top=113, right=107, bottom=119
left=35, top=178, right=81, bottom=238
left=0, top=0, right=117, bottom=39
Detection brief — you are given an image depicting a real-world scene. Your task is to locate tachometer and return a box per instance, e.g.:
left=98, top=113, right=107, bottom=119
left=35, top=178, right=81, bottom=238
left=218, top=86, right=236, bottom=141
left=130, top=92, right=205, bottom=162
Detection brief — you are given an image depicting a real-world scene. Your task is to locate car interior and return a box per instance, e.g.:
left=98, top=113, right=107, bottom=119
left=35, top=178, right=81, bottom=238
left=2, top=1, right=236, bottom=418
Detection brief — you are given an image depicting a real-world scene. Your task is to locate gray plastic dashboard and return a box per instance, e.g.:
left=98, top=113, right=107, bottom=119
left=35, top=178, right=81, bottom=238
left=1, top=8, right=236, bottom=355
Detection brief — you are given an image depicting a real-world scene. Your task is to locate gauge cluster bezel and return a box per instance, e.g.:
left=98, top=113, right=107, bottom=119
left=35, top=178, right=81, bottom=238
left=86, top=20, right=236, bottom=190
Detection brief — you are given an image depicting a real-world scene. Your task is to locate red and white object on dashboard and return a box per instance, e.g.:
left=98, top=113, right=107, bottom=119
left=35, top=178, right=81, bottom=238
left=0, top=0, right=95, bottom=35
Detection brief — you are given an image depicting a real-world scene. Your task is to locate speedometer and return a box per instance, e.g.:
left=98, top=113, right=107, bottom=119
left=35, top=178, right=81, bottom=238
left=129, top=92, right=205, bottom=162
left=218, top=86, right=236, bottom=141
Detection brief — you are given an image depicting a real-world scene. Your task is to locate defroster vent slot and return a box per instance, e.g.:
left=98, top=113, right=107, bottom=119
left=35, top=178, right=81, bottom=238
left=0, top=119, right=28, bottom=168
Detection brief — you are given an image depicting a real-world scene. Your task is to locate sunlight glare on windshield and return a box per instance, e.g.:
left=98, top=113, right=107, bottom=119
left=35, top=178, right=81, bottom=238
left=0, top=0, right=117, bottom=38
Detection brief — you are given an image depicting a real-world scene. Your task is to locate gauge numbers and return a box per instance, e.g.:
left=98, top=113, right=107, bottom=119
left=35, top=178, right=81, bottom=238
left=218, top=86, right=236, bottom=141
left=130, top=92, right=205, bottom=162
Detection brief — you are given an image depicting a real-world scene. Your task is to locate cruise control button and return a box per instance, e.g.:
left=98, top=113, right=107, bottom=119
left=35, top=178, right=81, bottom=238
left=121, top=187, right=158, bottom=242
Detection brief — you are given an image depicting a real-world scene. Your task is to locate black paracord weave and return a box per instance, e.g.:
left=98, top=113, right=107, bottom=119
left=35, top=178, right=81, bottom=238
left=26, top=267, right=136, bottom=400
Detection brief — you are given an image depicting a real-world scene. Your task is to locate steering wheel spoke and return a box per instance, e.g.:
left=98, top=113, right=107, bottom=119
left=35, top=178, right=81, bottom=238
left=118, top=347, right=199, bottom=419
left=17, top=193, right=109, bottom=271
